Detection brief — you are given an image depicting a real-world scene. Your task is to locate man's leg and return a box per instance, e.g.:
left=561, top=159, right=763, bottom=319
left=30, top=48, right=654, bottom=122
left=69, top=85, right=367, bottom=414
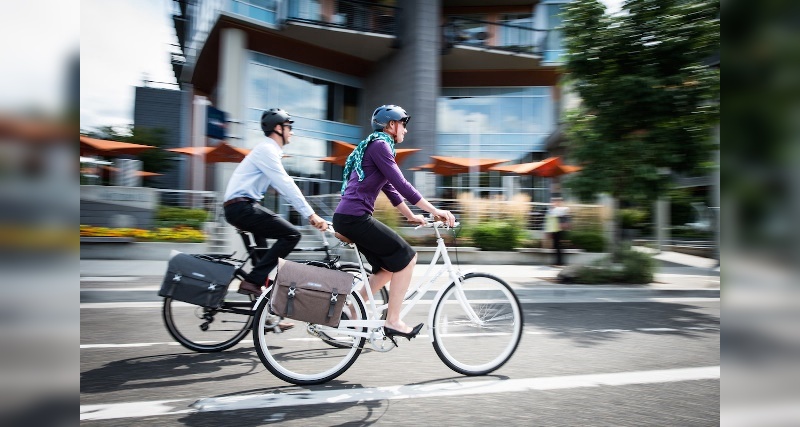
left=234, top=204, right=301, bottom=285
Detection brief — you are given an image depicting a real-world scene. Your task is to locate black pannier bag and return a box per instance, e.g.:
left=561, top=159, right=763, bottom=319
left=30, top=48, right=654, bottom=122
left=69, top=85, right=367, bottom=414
left=159, top=253, right=236, bottom=308
left=270, top=258, right=354, bottom=327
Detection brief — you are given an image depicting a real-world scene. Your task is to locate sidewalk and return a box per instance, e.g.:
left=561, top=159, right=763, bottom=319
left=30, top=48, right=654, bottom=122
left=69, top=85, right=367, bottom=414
left=80, top=250, right=719, bottom=291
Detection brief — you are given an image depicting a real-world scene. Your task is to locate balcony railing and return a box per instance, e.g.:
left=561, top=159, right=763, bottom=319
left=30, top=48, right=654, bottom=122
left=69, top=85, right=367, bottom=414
left=288, top=0, right=399, bottom=36
left=443, top=16, right=550, bottom=57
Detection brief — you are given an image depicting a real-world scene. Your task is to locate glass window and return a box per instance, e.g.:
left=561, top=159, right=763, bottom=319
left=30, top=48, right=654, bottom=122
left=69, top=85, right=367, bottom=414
left=437, top=87, right=554, bottom=159
left=499, top=13, right=534, bottom=50
left=545, top=4, right=565, bottom=62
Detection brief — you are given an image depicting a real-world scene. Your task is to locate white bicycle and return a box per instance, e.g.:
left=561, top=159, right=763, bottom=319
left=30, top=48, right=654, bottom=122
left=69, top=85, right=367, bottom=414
left=251, top=220, right=524, bottom=385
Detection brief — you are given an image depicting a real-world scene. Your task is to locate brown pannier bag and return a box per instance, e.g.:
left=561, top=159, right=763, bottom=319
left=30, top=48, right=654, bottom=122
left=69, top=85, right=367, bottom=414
left=269, top=258, right=354, bottom=327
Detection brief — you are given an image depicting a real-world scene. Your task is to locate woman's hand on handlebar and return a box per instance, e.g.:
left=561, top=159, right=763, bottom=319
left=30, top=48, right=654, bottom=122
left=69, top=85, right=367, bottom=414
left=432, top=209, right=456, bottom=227
left=406, top=213, right=427, bottom=227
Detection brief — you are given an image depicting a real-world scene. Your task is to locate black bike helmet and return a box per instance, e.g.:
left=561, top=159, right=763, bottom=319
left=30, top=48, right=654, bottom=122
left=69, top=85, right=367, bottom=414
left=260, top=108, right=294, bottom=136
left=371, top=105, right=410, bottom=131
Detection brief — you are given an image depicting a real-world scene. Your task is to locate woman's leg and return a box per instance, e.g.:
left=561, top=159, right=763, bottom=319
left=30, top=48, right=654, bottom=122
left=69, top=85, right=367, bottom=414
left=384, top=254, right=417, bottom=333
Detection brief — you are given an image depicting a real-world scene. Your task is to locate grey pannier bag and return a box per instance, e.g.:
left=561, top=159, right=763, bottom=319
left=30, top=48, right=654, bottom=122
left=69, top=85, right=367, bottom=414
left=158, top=253, right=236, bottom=308
left=269, top=258, right=355, bottom=327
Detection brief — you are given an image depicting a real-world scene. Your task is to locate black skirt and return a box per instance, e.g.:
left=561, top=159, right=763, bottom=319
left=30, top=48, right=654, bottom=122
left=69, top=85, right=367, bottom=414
left=333, top=213, right=416, bottom=273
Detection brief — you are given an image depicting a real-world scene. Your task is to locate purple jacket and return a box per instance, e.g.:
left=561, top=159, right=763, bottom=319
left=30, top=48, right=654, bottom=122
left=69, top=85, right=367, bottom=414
left=335, top=139, right=421, bottom=216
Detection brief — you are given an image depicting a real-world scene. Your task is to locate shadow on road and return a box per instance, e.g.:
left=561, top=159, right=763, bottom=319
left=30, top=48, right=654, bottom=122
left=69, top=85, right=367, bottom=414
left=178, top=381, right=389, bottom=426
left=81, top=347, right=262, bottom=394
left=522, top=301, right=720, bottom=346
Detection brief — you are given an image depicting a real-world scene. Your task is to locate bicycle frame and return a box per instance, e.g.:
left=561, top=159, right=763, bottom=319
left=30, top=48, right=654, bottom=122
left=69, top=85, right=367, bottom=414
left=310, top=222, right=480, bottom=346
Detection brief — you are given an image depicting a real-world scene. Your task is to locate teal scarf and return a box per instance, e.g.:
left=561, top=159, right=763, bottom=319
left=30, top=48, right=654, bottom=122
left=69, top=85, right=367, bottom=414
left=340, top=131, right=396, bottom=194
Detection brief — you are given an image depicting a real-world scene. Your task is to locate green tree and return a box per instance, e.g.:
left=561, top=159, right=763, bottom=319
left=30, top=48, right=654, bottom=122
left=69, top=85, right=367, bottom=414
left=561, top=0, right=719, bottom=249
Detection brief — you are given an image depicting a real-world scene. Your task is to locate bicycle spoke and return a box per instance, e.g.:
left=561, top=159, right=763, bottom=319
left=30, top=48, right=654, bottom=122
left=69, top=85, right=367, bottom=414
left=432, top=273, right=523, bottom=375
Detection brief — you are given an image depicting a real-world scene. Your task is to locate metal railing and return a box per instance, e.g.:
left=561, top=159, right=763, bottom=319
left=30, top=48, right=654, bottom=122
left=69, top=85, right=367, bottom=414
left=288, top=0, right=399, bottom=35
left=442, top=16, right=549, bottom=56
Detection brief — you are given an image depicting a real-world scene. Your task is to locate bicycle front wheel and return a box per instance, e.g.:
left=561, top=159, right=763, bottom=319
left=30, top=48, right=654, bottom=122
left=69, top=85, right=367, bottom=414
left=432, top=273, right=523, bottom=375
left=162, top=292, right=254, bottom=353
left=253, top=290, right=367, bottom=385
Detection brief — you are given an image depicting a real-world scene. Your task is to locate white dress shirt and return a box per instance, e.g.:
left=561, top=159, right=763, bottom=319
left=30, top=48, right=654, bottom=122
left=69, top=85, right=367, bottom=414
left=223, top=137, right=315, bottom=219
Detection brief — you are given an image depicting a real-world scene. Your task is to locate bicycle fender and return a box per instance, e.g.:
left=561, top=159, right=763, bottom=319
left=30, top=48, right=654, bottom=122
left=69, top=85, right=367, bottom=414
left=254, top=290, right=270, bottom=312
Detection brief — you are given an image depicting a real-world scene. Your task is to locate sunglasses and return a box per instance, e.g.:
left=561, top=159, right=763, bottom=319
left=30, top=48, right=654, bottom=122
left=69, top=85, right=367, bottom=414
left=282, top=124, right=293, bottom=131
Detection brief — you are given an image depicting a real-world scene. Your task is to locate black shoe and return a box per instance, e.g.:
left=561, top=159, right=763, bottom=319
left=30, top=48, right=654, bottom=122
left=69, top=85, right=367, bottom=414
left=383, top=323, right=424, bottom=346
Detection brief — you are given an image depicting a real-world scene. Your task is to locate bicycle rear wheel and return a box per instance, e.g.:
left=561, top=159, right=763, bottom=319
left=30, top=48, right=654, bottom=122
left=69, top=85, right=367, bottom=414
left=432, top=273, right=523, bottom=375
left=162, top=292, right=255, bottom=353
left=253, top=290, right=367, bottom=385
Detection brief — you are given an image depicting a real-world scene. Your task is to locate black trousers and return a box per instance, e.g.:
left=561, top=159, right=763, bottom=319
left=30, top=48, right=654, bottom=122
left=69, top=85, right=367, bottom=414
left=224, top=201, right=301, bottom=285
left=552, top=231, right=565, bottom=266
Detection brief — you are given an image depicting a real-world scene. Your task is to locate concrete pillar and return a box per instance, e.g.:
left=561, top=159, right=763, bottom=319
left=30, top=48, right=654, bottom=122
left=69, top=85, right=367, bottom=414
left=216, top=27, right=247, bottom=196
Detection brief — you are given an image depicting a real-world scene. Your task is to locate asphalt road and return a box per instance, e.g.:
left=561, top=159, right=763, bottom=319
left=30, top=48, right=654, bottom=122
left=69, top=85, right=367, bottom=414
left=80, top=278, right=719, bottom=426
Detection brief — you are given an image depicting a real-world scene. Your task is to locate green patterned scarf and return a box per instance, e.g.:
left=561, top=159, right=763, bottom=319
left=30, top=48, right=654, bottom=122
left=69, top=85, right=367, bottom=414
left=340, top=131, right=396, bottom=194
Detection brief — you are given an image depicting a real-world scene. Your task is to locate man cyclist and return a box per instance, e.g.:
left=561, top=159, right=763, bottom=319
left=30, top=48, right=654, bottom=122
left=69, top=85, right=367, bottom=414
left=222, top=108, right=328, bottom=299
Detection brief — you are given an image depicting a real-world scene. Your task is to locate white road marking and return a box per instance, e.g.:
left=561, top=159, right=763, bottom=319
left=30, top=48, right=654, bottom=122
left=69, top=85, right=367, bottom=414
left=81, top=324, right=717, bottom=349
left=80, top=366, right=720, bottom=421
left=80, top=277, right=141, bottom=282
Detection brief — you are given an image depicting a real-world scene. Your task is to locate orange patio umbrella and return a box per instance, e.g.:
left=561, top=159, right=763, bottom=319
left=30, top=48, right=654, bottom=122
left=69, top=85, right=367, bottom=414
left=318, top=140, right=420, bottom=166
left=167, top=142, right=251, bottom=163
left=416, top=155, right=511, bottom=176
left=80, top=136, right=157, bottom=156
left=490, top=156, right=581, bottom=177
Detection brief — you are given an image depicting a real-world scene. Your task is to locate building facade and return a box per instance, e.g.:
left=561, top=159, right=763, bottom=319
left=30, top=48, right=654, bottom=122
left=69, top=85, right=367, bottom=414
left=170, top=0, right=569, bottom=207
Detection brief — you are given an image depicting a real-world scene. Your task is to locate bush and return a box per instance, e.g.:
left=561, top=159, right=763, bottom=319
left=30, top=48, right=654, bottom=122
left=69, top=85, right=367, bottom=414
left=619, top=208, right=648, bottom=229
left=563, top=249, right=656, bottom=284
left=568, top=230, right=606, bottom=252
left=469, top=221, right=524, bottom=251
left=155, top=207, right=209, bottom=229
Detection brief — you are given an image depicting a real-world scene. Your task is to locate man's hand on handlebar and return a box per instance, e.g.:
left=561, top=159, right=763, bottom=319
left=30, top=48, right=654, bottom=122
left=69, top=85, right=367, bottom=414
left=308, top=214, right=328, bottom=231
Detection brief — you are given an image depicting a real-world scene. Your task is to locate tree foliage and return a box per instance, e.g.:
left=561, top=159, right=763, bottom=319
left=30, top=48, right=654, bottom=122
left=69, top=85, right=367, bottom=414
left=562, top=0, right=719, bottom=204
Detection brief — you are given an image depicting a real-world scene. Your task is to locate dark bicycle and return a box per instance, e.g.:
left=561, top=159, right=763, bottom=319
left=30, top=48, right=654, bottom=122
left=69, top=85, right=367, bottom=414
left=162, top=228, right=388, bottom=352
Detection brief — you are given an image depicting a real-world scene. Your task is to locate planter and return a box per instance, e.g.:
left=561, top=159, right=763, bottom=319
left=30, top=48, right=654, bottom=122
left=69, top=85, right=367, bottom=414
left=80, top=241, right=208, bottom=260
left=413, top=246, right=606, bottom=265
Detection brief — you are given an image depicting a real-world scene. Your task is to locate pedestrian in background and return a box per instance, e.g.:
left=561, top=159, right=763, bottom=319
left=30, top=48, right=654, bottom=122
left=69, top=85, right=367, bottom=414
left=545, top=197, right=570, bottom=267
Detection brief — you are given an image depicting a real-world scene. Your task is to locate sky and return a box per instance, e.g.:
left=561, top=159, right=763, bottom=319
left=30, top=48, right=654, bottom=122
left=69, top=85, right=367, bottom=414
left=78, top=0, right=623, bottom=133
left=0, top=1, right=79, bottom=116
left=81, top=0, right=177, bottom=131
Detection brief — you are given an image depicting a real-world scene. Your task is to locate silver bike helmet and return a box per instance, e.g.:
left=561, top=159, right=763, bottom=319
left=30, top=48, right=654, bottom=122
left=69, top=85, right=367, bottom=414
left=260, top=108, right=294, bottom=136
left=371, top=105, right=410, bottom=131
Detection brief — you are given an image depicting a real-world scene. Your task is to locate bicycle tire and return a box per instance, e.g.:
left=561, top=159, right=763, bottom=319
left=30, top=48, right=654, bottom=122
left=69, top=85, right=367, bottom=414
left=252, top=289, right=367, bottom=385
left=162, top=292, right=255, bottom=353
left=431, top=272, right=523, bottom=376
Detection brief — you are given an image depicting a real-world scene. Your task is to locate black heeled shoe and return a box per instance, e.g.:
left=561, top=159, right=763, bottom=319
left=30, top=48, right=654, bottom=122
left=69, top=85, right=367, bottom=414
left=383, top=323, right=424, bottom=347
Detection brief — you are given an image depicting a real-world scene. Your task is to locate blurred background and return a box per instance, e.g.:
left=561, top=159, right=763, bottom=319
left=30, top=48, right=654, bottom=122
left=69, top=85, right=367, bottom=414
left=0, top=1, right=77, bottom=425
left=1, top=0, right=798, bottom=425
left=722, top=0, right=800, bottom=425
